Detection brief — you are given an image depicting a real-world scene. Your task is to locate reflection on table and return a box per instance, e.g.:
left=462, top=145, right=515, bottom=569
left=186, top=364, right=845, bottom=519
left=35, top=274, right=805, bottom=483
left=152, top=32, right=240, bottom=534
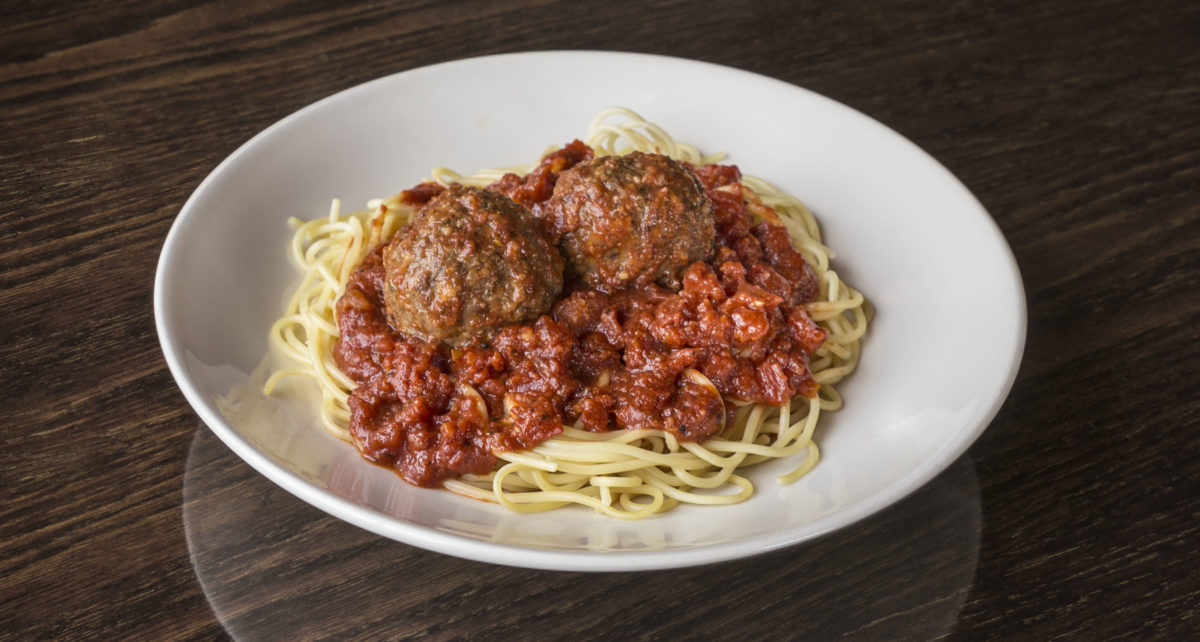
left=184, top=425, right=981, bottom=639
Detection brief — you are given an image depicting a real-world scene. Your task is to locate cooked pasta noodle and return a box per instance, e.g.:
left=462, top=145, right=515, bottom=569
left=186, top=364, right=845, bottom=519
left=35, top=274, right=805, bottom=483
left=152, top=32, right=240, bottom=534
left=264, top=107, right=869, bottom=519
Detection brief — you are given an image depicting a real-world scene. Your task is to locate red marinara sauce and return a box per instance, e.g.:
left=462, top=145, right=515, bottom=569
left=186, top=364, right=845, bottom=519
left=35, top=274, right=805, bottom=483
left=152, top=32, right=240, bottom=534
left=333, top=143, right=826, bottom=488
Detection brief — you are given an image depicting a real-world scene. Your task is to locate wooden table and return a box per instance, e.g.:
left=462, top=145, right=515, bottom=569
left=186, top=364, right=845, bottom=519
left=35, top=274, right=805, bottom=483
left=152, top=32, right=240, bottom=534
left=3, top=1, right=1197, bottom=638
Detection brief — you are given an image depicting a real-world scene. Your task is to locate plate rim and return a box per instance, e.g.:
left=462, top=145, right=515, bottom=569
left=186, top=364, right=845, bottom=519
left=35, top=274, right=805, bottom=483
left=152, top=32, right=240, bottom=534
left=155, top=50, right=1026, bottom=572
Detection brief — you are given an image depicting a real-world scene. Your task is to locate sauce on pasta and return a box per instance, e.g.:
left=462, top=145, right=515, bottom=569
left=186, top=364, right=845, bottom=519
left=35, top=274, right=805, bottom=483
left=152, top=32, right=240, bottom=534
left=333, top=145, right=827, bottom=488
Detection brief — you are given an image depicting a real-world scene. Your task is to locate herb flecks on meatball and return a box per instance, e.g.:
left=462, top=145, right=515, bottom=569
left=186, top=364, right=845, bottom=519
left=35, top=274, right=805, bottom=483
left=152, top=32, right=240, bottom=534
left=382, top=184, right=563, bottom=347
left=539, top=151, right=716, bottom=292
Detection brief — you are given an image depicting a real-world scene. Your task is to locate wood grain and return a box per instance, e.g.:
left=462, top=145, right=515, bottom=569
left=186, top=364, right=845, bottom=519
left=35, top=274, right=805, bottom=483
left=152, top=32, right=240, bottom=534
left=2, top=0, right=1197, bottom=639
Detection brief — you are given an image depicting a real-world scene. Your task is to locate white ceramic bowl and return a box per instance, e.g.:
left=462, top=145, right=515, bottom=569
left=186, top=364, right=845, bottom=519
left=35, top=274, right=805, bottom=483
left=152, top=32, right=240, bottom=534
left=155, top=51, right=1025, bottom=571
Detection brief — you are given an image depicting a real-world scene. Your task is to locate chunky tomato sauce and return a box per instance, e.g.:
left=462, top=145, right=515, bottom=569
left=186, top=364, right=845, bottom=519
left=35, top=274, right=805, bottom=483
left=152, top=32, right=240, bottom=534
left=333, top=143, right=826, bottom=487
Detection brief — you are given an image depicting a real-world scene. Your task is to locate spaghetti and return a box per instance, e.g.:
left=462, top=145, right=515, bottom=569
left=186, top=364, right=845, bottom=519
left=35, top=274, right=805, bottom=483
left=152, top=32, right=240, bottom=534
left=264, top=108, right=869, bottom=519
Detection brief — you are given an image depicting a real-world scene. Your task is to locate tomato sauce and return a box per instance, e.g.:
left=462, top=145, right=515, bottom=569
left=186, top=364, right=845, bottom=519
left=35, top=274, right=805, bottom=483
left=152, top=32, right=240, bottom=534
left=333, top=144, right=825, bottom=487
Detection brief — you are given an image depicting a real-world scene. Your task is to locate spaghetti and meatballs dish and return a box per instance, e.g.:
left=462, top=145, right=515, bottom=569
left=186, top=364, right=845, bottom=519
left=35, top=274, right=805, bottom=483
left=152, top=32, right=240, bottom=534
left=264, top=108, right=869, bottom=519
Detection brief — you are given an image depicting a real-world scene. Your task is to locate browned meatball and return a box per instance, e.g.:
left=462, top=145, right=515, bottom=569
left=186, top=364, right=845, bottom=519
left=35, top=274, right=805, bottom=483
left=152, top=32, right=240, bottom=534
left=382, top=184, right=563, bottom=347
left=539, top=151, right=715, bottom=292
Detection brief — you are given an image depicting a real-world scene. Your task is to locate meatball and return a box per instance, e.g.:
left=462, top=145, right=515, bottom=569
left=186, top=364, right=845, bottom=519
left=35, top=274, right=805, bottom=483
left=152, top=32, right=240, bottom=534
left=539, top=151, right=715, bottom=292
left=381, top=184, right=564, bottom=347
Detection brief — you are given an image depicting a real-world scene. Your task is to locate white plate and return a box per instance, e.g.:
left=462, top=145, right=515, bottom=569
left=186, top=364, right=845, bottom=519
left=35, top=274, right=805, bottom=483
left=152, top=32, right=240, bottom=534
left=155, top=51, right=1025, bottom=572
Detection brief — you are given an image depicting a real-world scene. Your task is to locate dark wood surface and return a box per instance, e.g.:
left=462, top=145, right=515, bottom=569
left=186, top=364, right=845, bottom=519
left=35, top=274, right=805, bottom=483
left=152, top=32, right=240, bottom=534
left=3, top=0, right=1197, bottom=639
